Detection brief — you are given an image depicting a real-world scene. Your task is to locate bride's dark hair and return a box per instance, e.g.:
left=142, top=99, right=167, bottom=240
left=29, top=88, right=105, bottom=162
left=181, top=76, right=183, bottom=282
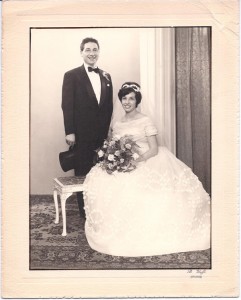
left=118, top=82, right=142, bottom=107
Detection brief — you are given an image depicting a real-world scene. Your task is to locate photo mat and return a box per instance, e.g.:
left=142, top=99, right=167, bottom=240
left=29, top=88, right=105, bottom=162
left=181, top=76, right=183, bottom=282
left=2, top=0, right=239, bottom=298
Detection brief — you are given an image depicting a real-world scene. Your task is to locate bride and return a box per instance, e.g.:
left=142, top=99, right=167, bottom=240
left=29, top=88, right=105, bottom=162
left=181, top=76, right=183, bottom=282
left=83, top=82, right=210, bottom=257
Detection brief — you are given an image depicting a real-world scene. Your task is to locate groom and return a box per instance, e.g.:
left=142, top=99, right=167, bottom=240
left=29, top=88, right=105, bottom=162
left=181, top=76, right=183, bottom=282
left=62, top=37, right=113, bottom=218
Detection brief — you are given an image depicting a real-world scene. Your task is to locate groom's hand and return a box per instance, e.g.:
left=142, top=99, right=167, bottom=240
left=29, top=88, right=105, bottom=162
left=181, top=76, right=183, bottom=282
left=66, top=134, right=76, bottom=146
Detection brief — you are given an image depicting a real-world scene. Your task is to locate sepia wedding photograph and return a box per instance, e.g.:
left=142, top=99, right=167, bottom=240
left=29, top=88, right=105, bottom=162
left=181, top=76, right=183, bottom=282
left=30, top=27, right=211, bottom=270
left=2, top=0, right=239, bottom=298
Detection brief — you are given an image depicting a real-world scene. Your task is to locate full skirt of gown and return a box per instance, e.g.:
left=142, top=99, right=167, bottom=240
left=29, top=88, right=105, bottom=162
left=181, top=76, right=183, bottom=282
left=83, top=146, right=211, bottom=257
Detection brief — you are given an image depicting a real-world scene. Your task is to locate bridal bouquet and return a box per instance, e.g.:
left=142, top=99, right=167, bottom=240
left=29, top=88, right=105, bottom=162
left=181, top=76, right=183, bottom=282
left=96, top=135, right=140, bottom=174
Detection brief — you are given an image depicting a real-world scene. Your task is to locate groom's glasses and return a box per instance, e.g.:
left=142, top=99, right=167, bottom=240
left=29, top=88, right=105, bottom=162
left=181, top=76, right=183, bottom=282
left=122, top=84, right=141, bottom=92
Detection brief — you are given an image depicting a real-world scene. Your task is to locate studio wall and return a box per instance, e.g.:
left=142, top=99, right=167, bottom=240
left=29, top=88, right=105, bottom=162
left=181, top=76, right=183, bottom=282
left=31, top=28, right=140, bottom=194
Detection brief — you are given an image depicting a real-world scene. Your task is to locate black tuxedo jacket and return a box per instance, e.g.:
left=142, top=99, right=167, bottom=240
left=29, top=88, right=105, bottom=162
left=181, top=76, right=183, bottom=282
left=62, top=64, right=113, bottom=173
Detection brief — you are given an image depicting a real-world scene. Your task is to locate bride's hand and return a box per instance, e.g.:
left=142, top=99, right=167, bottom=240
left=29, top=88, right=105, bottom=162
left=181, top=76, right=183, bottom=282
left=132, top=154, right=144, bottom=166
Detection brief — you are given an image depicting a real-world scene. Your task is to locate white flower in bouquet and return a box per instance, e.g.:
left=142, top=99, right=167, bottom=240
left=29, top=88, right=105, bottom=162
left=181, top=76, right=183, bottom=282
left=115, top=150, right=121, bottom=156
left=132, top=153, right=140, bottom=160
left=103, top=141, right=108, bottom=149
left=108, top=154, right=115, bottom=161
left=98, top=150, right=104, bottom=158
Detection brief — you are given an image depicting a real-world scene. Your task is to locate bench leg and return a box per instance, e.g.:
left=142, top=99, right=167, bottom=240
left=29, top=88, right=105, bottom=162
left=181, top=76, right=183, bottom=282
left=53, top=189, right=59, bottom=224
left=60, top=192, right=73, bottom=236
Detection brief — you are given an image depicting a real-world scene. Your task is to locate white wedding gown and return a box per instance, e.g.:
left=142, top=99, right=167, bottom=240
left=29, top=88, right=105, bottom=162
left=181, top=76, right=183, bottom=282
left=83, top=115, right=210, bottom=256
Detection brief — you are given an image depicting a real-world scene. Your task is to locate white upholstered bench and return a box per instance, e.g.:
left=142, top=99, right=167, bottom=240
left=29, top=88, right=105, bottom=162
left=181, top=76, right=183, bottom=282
left=53, top=176, right=86, bottom=236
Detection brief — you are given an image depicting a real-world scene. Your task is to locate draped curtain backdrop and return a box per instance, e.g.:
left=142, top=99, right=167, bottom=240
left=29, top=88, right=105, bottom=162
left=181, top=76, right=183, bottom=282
left=175, top=27, right=211, bottom=195
left=112, top=28, right=176, bottom=153
left=140, top=28, right=176, bottom=153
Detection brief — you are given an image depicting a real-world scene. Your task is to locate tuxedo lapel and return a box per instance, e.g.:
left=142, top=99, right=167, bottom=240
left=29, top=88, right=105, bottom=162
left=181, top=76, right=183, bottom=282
left=99, top=72, right=107, bottom=108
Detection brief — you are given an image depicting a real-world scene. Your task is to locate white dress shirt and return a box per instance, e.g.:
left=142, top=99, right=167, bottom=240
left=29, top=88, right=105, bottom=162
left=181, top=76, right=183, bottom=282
left=84, top=63, right=101, bottom=104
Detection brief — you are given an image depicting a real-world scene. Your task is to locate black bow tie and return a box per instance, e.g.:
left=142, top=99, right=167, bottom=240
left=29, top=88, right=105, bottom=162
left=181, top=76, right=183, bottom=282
left=88, top=66, right=99, bottom=73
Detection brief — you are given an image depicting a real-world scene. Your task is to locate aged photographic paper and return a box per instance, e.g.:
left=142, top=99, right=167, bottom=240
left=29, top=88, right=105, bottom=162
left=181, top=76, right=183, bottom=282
left=2, top=0, right=239, bottom=298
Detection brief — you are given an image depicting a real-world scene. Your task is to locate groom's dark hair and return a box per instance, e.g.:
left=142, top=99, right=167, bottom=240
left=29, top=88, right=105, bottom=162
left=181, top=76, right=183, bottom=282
left=80, top=37, right=100, bottom=51
left=118, top=82, right=142, bottom=107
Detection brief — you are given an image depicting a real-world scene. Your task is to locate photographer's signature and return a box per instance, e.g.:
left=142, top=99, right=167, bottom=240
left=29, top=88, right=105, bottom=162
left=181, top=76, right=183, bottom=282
left=187, top=269, right=207, bottom=278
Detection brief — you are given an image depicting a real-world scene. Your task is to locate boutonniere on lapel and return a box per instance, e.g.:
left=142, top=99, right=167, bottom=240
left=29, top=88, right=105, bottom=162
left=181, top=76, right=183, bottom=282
left=102, top=71, right=110, bottom=82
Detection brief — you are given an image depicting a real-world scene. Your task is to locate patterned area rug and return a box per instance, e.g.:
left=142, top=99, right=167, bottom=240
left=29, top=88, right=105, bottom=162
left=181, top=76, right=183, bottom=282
left=30, top=195, right=211, bottom=270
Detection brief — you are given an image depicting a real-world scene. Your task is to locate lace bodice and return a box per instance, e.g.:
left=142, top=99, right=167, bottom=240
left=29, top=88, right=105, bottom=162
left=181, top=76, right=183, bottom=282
left=113, top=116, right=158, bottom=154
